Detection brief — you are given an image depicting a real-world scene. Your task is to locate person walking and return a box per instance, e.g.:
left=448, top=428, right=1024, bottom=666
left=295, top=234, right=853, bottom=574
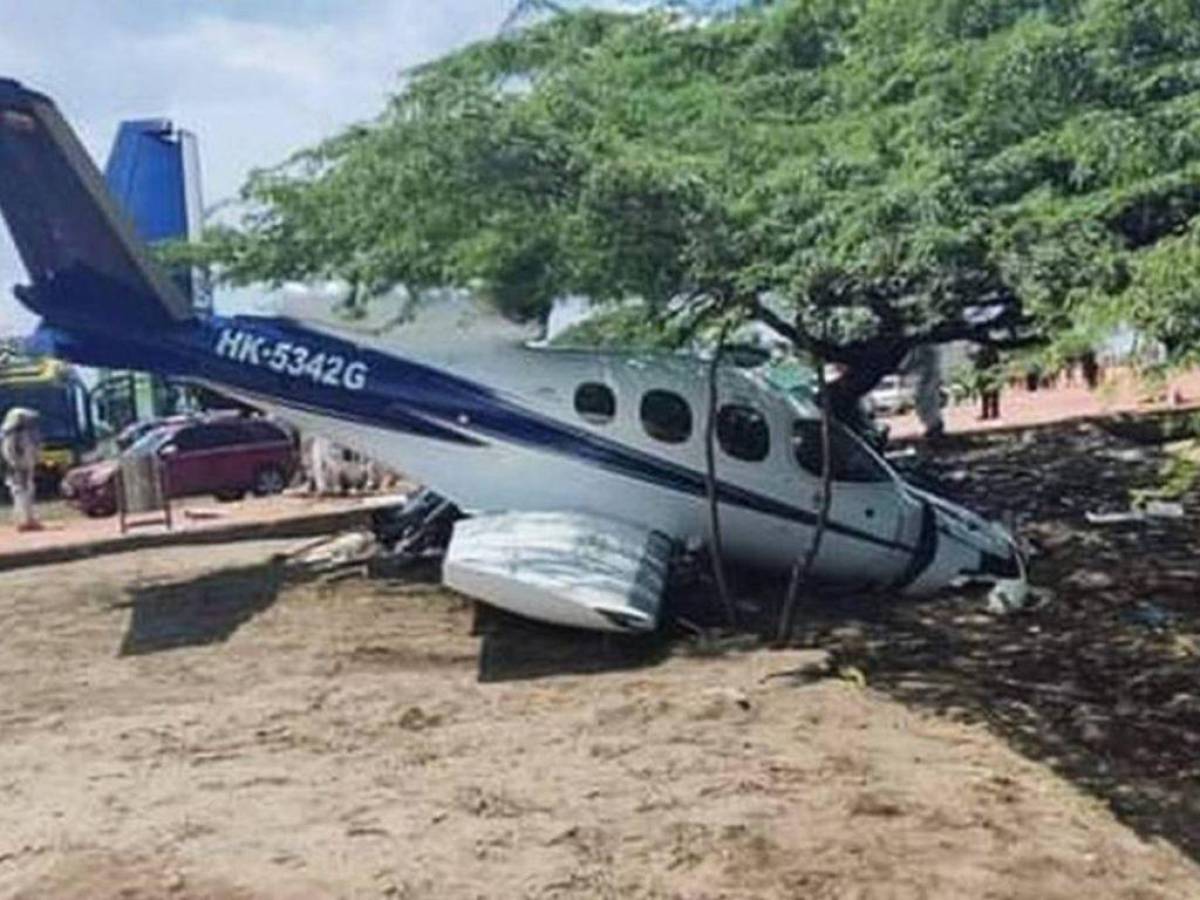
left=1, top=407, right=43, bottom=532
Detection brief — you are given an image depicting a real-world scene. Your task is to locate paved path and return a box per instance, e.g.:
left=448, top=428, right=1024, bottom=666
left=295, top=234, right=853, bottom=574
left=0, top=492, right=405, bottom=573
left=886, top=367, right=1200, bottom=439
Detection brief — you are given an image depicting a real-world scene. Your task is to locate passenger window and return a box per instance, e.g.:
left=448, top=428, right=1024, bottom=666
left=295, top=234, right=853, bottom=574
left=171, top=428, right=207, bottom=452
left=717, top=404, right=769, bottom=462
left=175, top=425, right=240, bottom=451
left=792, top=420, right=891, bottom=483
left=205, top=424, right=245, bottom=446
left=640, top=390, right=693, bottom=444
left=574, top=382, right=616, bottom=425
left=245, top=422, right=285, bottom=444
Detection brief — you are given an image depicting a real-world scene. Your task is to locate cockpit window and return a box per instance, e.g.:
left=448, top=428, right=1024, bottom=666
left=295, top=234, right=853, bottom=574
left=574, top=382, right=616, bottom=425
left=792, top=419, right=891, bottom=483
left=717, top=404, right=770, bottom=462
left=640, top=390, right=693, bottom=444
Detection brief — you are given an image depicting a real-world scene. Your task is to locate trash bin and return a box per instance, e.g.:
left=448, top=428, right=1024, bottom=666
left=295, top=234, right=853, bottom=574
left=117, top=452, right=172, bottom=533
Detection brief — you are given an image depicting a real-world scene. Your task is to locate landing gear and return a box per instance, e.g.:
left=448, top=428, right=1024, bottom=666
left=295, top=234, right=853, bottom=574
left=369, top=489, right=461, bottom=559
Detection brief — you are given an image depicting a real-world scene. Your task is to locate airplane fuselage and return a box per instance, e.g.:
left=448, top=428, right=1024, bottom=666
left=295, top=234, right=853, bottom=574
left=34, top=306, right=1020, bottom=596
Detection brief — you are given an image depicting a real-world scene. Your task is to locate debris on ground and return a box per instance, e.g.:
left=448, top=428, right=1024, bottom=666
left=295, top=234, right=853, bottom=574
left=1085, top=509, right=1146, bottom=525
left=1120, top=601, right=1175, bottom=631
left=1085, top=500, right=1187, bottom=524
left=1100, top=447, right=1149, bottom=464
left=1141, top=499, right=1187, bottom=519
left=985, top=577, right=1031, bottom=616
left=1064, top=569, right=1116, bottom=591
left=295, top=530, right=377, bottom=568
left=837, top=665, right=867, bottom=688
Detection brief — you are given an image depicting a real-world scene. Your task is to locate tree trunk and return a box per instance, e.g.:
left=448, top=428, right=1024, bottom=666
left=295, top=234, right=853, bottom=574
left=776, top=357, right=834, bottom=645
left=705, top=325, right=737, bottom=629
left=824, top=341, right=910, bottom=428
left=911, top=344, right=944, bottom=439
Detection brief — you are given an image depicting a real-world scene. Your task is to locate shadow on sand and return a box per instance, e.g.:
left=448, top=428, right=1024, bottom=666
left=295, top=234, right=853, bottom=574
left=798, top=594, right=1200, bottom=865
left=473, top=602, right=671, bottom=683
left=769, top=422, right=1200, bottom=864
left=116, top=558, right=291, bottom=656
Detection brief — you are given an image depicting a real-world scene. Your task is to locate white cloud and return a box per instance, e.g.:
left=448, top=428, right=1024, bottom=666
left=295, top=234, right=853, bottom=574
left=0, top=0, right=513, bottom=334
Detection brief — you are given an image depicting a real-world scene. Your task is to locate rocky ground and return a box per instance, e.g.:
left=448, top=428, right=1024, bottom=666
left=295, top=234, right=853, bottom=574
left=0, top=421, right=1198, bottom=898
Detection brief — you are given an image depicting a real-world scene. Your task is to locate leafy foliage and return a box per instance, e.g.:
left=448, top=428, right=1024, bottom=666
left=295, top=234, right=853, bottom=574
left=199, top=0, right=1200, bottom=401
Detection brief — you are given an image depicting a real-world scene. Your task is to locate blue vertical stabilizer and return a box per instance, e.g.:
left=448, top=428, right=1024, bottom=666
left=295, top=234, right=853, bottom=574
left=104, top=119, right=188, bottom=244
left=103, top=118, right=209, bottom=314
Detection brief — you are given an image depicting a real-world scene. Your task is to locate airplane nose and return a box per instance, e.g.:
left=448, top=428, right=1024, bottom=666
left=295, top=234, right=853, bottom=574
left=898, top=491, right=1025, bottom=597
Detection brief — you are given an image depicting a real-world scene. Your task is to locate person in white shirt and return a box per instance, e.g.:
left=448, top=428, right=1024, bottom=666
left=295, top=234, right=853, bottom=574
left=1, top=407, right=43, bottom=532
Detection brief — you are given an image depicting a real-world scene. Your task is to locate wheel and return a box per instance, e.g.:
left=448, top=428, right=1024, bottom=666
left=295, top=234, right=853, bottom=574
left=84, top=502, right=116, bottom=518
left=252, top=465, right=287, bottom=497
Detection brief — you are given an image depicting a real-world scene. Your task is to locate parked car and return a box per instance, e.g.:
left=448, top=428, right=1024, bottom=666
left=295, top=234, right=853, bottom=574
left=867, top=374, right=917, bottom=416
left=61, top=417, right=298, bottom=517
left=112, top=410, right=243, bottom=453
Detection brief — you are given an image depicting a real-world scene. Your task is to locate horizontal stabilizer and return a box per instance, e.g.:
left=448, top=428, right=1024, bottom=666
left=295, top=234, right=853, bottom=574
left=444, top=512, right=673, bottom=633
left=0, top=78, right=193, bottom=327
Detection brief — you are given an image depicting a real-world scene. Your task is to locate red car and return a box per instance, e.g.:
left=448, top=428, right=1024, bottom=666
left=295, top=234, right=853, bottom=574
left=113, top=411, right=239, bottom=452
left=62, top=417, right=298, bottom=517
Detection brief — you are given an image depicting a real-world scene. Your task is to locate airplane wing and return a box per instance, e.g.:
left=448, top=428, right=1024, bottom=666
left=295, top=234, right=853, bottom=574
left=443, top=512, right=674, bottom=633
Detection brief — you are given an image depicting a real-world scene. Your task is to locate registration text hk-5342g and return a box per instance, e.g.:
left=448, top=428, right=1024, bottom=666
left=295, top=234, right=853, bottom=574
left=214, top=328, right=369, bottom=391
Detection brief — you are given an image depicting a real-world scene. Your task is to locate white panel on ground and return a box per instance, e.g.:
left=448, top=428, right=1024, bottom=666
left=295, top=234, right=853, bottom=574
left=443, top=512, right=674, bottom=633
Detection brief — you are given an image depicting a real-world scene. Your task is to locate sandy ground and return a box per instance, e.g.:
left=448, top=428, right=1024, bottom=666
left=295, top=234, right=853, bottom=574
left=1, top=542, right=1199, bottom=899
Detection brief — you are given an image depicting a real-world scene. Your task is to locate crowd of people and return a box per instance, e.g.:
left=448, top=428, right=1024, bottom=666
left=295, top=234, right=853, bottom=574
left=968, top=349, right=1112, bottom=423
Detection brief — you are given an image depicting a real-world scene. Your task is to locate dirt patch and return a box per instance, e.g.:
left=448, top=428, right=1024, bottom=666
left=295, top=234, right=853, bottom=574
left=1, top=533, right=1199, bottom=898
left=9, top=852, right=257, bottom=900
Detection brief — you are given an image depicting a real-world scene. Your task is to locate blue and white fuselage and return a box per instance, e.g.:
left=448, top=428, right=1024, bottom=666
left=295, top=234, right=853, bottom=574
left=33, top=300, right=1021, bottom=597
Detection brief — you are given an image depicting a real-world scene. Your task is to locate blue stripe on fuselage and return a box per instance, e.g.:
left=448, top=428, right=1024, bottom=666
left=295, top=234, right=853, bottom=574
left=35, top=314, right=912, bottom=554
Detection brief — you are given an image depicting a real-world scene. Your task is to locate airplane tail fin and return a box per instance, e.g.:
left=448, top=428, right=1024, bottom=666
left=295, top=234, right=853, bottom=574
left=0, top=78, right=194, bottom=329
left=104, top=118, right=211, bottom=313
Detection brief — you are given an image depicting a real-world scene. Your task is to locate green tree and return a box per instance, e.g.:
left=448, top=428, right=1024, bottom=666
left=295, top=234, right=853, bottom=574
left=197, top=0, right=1200, bottom=417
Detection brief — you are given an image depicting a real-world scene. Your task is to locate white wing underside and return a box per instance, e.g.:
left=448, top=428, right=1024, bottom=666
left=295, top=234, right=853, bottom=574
left=443, top=512, right=674, bottom=633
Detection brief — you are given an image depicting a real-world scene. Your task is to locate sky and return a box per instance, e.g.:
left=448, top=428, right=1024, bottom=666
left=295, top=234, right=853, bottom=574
left=0, top=0, right=524, bottom=335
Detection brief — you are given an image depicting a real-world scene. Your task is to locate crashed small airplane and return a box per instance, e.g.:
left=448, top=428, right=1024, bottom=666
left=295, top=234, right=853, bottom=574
left=0, top=79, right=1025, bottom=632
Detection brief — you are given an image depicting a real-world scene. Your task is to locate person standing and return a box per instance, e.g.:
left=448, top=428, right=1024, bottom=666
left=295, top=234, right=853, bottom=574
left=1, top=407, right=43, bottom=532
left=974, top=345, right=1002, bottom=422
left=309, top=433, right=336, bottom=495
left=910, top=344, right=946, bottom=440
left=1080, top=350, right=1101, bottom=390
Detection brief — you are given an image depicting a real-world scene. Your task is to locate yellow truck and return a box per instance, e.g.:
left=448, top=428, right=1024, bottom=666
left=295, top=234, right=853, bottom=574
left=0, top=353, right=95, bottom=491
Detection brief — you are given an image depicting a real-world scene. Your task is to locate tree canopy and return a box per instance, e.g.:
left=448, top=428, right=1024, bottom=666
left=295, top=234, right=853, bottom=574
left=199, top=0, right=1200, bottom=407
